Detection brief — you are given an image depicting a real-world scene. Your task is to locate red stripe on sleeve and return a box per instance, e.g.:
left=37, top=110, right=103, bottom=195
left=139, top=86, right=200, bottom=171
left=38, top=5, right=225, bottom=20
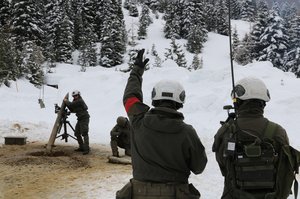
left=125, top=97, right=140, bottom=113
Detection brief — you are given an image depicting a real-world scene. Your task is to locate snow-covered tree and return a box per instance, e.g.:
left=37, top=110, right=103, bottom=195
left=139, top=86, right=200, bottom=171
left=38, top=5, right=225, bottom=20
left=0, top=0, right=10, bottom=28
left=55, top=15, right=74, bottom=63
left=163, top=1, right=183, bottom=39
left=258, top=10, right=289, bottom=69
left=240, top=0, right=256, bottom=22
left=0, top=28, right=18, bottom=86
left=100, top=0, right=126, bottom=67
left=10, top=0, right=44, bottom=51
left=248, top=0, right=269, bottom=60
left=165, top=38, right=187, bottom=68
left=235, top=33, right=252, bottom=65
left=78, top=26, right=97, bottom=69
left=187, top=24, right=206, bottom=54
left=138, top=5, right=152, bottom=39
left=215, top=0, right=229, bottom=36
left=25, top=42, right=45, bottom=87
left=285, top=16, right=300, bottom=76
left=189, top=54, right=203, bottom=70
left=232, top=27, right=240, bottom=59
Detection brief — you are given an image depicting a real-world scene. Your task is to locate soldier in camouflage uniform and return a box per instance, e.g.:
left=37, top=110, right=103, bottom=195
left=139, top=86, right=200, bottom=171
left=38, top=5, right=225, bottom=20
left=212, top=77, right=290, bottom=199
left=110, top=116, right=131, bottom=157
left=64, top=90, right=90, bottom=155
left=116, top=49, right=207, bottom=199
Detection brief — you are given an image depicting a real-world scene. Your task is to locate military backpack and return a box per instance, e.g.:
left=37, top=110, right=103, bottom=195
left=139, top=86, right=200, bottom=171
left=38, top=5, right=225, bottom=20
left=226, top=120, right=300, bottom=199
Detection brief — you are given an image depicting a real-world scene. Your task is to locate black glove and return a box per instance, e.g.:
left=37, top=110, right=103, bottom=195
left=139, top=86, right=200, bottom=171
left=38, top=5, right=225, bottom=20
left=134, top=49, right=149, bottom=69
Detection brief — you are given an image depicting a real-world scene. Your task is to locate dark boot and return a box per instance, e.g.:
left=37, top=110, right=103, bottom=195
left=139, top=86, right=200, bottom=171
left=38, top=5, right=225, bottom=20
left=82, top=135, right=90, bottom=155
left=74, top=145, right=84, bottom=152
left=75, top=136, right=84, bottom=152
left=111, top=140, right=119, bottom=157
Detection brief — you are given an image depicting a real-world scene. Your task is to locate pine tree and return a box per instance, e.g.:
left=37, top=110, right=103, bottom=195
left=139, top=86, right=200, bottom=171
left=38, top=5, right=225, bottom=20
left=285, top=16, right=300, bottom=75
left=190, top=54, right=203, bottom=70
left=165, top=38, right=187, bottom=68
left=138, top=5, right=152, bottom=39
left=55, top=14, right=74, bottom=63
left=205, top=2, right=218, bottom=32
left=129, top=4, right=139, bottom=17
left=182, top=0, right=207, bottom=44
left=151, top=44, right=158, bottom=57
left=128, top=21, right=138, bottom=47
left=0, top=28, right=18, bottom=86
left=240, top=0, right=256, bottom=22
left=248, top=0, right=269, bottom=60
left=229, top=0, right=241, bottom=20
left=235, top=33, right=252, bottom=65
left=163, top=1, right=183, bottom=39
left=100, top=0, right=126, bottom=67
left=215, top=0, right=229, bottom=36
left=10, top=0, right=44, bottom=51
left=258, top=10, right=289, bottom=69
left=43, top=0, right=64, bottom=62
left=73, top=11, right=85, bottom=49
left=153, top=55, right=162, bottom=68
left=187, top=24, right=205, bottom=53
left=0, top=0, right=11, bottom=28
left=25, top=42, right=45, bottom=87
left=100, top=16, right=125, bottom=67
left=78, top=25, right=98, bottom=69
left=232, top=27, right=240, bottom=60
left=126, top=49, right=138, bottom=71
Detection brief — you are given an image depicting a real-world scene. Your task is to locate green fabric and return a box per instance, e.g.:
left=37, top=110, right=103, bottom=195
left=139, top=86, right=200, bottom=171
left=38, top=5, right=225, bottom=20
left=275, top=145, right=300, bottom=199
left=65, top=97, right=90, bottom=120
left=213, top=102, right=290, bottom=199
left=122, top=63, right=207, bottom=184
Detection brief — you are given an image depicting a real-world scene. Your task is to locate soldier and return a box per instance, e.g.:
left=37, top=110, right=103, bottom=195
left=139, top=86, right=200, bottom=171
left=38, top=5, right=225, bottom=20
left=110, top=116, right=131, bottom=157
left=64, top=90, right=90, bottom=155
left=116, top=49, right=207, bottom=199
left=212, top=77, right=291, bottom=199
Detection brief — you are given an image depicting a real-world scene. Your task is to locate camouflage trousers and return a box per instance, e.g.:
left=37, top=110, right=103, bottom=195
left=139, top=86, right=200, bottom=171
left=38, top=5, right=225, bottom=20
left=116, top=179, right=200, bottom=199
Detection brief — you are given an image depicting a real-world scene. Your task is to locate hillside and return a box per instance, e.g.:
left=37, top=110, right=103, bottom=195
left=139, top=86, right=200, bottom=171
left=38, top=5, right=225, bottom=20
left=0, top=5, right=300, bottom=199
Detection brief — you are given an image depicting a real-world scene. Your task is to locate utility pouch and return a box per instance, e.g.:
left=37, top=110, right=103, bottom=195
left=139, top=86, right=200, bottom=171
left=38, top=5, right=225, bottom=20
left=116, top=180, right=132, bottom=199
left=244, top=144, right=261, bottom=157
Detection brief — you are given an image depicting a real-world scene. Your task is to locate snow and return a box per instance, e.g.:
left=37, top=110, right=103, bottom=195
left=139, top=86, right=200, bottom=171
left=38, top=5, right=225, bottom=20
left=1, top=8, right=300, bottom=199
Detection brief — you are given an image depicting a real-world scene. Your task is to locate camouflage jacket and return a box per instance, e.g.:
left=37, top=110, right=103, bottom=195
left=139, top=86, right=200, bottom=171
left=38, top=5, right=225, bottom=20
left=123, top=66, right=207, bottom=183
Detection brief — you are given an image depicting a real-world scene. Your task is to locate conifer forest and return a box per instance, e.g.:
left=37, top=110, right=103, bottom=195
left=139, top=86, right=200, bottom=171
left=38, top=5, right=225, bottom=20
left=0, top=0, right=299, bottom=87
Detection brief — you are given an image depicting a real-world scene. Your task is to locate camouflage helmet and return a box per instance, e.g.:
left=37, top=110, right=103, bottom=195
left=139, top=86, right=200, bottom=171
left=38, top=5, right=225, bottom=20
left=232, top=77, right=270, bottom=102
left=117, top=116, right=128, bottom=127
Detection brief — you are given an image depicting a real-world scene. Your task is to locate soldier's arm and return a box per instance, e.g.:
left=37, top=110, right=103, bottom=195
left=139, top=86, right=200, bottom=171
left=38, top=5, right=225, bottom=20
left=110, top=125, right=121, bottom=136
left=123, top=49, right=150, bottom=119
left=186, top=128, right=207, bottom=174
left=212, top=125, right=229, bottom=176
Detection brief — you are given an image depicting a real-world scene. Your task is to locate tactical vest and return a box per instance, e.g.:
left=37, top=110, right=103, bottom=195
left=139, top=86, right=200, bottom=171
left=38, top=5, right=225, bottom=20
left=231, top=121, right=279, bottom=191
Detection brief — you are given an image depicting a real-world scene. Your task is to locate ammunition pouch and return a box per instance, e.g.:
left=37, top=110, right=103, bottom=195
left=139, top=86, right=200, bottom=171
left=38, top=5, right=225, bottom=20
left=235, top=143, right=277, bottom=190
left=126, top=179, right=200, bottom=199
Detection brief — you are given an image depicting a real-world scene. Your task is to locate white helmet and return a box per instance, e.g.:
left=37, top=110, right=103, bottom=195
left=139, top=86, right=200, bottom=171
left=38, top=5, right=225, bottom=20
left=72, top=90, right=81, bottom=96
left=232, top=77, right=270, bottom=102
left=151, top=80, right=185, bottom=104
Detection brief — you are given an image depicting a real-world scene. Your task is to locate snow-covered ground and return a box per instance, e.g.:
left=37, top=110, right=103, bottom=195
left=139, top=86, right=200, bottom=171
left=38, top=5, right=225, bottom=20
left=0, top=9, right=300, bottom=199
